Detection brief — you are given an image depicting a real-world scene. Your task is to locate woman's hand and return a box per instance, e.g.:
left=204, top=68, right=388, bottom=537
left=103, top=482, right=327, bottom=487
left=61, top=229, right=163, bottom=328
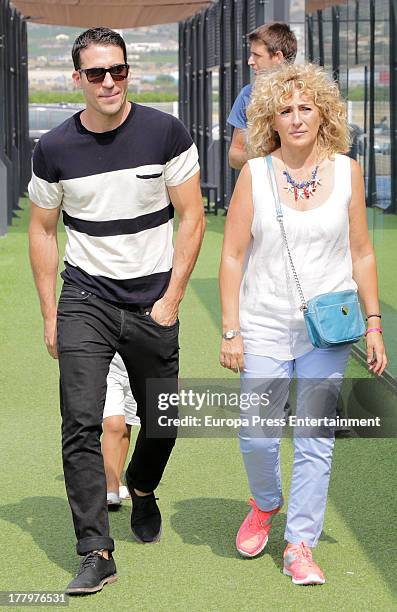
left=219, top=164, right=253, bottom=376
left=219, top=336, right=245, bottom=373
left=366, top=331, right=387, bottom=376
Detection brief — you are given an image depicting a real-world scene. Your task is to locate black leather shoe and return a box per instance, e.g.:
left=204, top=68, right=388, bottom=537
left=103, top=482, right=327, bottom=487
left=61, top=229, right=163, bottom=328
left=129, top=487, right=162, bottom=543
left=65, top=552, right=117, bottom=595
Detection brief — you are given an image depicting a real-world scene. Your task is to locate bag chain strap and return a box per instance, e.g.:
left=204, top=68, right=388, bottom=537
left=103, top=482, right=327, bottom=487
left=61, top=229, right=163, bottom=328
left=265, top=156, right=308, bottom=312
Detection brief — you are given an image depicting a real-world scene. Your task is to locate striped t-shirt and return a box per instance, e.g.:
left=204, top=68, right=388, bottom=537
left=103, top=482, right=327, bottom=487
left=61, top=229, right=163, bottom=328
left=28, top=103, right=199, bottom=305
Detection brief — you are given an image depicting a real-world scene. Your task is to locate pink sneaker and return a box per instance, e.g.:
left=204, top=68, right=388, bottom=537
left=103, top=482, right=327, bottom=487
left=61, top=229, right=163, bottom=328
left=236, top=498, right=280, bottom=558
left=283, top=542, right=325, bottom=585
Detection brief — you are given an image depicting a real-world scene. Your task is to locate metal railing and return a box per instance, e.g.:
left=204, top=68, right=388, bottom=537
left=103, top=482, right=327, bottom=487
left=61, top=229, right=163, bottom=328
left=0, top=0, right=30, bottom=236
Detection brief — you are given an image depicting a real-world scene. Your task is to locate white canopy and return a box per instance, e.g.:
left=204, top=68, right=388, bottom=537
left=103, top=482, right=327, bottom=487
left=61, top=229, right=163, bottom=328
left=11, top=0, right=211, bottom=28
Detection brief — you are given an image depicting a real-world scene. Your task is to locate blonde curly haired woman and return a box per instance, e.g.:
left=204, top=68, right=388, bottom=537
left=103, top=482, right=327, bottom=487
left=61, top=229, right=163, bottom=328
left=219, top=63, right=387, bottom=585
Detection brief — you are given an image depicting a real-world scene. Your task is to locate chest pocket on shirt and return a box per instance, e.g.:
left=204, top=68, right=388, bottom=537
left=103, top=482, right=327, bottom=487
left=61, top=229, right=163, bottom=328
left=136, top=172, right=163, bottom=179
left=134, top=171, right=166, bottom=206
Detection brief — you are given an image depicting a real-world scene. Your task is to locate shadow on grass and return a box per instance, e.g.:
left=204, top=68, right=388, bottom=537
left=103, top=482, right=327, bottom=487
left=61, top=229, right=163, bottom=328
left=170, top=498, right=336, bottom=571
left=0, top=496, right=140, bottom=575
left=329, top=438, right=397, bottom=598
left=0, top=497, right=76, bottom=574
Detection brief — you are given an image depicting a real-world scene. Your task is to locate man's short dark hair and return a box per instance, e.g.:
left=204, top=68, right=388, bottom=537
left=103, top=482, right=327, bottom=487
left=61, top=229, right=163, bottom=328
left=248, top=22, right=297, bottom=63
left=72, top=27, right=127, bottom=70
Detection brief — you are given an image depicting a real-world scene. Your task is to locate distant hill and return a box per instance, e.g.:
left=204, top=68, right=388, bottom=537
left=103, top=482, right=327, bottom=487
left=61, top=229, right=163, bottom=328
left=28, top=23, right=178, bottom=66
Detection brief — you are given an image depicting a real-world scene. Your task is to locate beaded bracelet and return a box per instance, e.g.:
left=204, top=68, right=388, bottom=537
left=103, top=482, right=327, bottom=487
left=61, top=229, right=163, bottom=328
left=366, top=313, right=381, bottom=320
left=365, top=327, right=382, bottom=336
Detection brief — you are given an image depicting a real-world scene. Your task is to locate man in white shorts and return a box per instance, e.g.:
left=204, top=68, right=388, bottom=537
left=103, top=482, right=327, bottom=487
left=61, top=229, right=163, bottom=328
left=102, top=353, right=140, bottom=508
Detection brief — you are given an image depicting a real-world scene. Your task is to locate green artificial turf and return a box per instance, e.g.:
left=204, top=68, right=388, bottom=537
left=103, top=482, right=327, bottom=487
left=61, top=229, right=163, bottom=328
left=0, top=201, right=396, bottom=611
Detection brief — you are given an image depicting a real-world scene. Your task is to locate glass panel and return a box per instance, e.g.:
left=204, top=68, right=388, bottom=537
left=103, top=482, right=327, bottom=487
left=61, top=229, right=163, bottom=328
left=373, top=5, right=391, bottom=211
left=358, top=0, right=370, bottom=20
left=357, top=1, right=370, bottom=65
left=322, top=8, right=333, bottom=70
left=36, top=108, right=51, bottom=130
left=28, top=108, right=37, bottom=129
left=289, top=1, right=305, bottom=64
left=339, top=11, right=349, bottom=97
left=48, top=109, right=76, bottom=128
left=211, top=68, right=219, bottom=141
left=312, top=13, right=320, bottom=63
left=347, top=65, right=367, bottom=160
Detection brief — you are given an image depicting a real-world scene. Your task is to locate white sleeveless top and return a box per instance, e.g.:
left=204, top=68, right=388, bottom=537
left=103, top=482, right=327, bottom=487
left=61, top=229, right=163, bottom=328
left=240, top=154, right=357, bottom=359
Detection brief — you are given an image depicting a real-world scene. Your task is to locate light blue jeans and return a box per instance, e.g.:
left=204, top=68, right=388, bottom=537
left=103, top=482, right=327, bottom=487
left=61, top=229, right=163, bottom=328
left=239, top=345, right=351, bottom=547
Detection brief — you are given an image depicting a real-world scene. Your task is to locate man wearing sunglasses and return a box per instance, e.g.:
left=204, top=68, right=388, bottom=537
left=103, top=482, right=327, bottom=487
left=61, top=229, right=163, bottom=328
left=28, top=27, right=204, bottom=595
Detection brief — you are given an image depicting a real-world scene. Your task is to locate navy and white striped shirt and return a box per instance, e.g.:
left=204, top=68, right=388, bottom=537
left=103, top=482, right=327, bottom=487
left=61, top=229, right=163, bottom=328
left=28, top=103, right=199, bottom=305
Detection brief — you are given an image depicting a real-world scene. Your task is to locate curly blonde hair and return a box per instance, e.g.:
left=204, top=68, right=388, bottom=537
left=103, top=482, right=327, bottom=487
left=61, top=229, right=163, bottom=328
left=247, top=63, right=350, bottom=158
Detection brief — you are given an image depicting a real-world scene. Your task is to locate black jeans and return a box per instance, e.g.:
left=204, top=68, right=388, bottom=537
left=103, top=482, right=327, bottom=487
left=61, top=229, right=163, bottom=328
left=57, top=283, right=179, bottom=555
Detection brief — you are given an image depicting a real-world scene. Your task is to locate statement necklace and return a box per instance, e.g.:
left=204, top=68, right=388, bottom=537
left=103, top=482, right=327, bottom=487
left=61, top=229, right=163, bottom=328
left=283, top=163, right=321, bottom=201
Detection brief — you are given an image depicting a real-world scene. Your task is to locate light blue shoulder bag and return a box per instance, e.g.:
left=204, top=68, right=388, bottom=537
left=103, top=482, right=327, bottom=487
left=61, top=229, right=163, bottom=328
left=265, top=155, right=365, bottom=349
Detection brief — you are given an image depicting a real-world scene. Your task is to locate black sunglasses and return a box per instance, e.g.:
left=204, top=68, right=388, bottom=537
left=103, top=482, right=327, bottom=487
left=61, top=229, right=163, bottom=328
left=79, top=63, right=129, bottom=84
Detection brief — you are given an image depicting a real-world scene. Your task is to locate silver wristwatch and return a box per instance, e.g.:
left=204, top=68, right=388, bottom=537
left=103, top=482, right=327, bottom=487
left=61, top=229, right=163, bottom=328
left=222, top=329, right=241, bottom=340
